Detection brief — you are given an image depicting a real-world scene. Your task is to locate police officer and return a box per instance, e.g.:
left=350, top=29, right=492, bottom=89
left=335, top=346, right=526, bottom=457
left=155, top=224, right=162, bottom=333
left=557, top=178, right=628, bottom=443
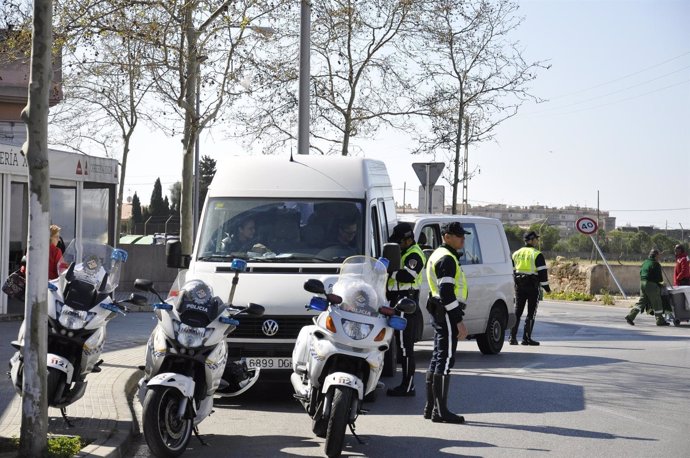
left=386, top=223, right=426, bottom=397
left=510, top=231, right=551, bottom=346
left=423, top=221, right=469, bottom=424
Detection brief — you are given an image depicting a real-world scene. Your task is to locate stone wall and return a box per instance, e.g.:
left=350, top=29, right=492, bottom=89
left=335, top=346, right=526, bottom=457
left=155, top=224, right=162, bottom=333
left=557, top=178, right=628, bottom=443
left=548, top=258, right=675, bottom=296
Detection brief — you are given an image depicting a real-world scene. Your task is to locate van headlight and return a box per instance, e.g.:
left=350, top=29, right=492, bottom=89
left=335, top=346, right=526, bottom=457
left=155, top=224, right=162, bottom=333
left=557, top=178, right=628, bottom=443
left=341, top=319, right=373, bottom=340
left=57, top=303, right=95, bottom=330
left=173, top=320, right=211, bottom=348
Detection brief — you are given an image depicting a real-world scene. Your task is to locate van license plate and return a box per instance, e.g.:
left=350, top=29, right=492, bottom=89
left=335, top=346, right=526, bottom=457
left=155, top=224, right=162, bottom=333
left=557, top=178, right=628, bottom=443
left=245, top=357, right=292, bottom=369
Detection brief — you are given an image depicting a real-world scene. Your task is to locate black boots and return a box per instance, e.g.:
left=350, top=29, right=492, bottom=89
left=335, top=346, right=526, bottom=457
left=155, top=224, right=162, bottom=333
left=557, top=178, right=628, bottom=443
left=509, top=323, right=518, bottom=345
left=655, top=313, right=670, bottom=326
left=430, top=374, right=465, bottom=424
left=423, top=371, right=434, bottom=419
left=625, top=307, right=640, bottom=325
left=521, top=318, right=540, bottom=346
left=387, top=356, right=416, bottom=397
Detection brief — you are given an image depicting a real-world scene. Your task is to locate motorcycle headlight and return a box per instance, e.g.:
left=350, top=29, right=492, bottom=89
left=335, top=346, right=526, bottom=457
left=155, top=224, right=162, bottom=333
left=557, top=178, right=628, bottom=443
left=174, top=321, right=211, bottom=348
left=341, top=319, right=373, bottom=340
left=58, top=303, right=95, bottom=330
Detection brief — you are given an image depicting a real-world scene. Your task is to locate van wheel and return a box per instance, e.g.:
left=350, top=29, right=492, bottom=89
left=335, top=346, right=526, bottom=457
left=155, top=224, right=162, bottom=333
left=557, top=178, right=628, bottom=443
left=477, top=307, right=506, bottom=355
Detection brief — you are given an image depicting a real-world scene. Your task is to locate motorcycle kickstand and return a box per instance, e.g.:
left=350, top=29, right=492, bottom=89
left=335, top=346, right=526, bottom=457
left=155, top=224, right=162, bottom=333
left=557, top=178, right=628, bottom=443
left=193, top=426, right=209, bottom=446
left=348, top=423, right=365, bottom=445
left=60, top=408, right=74, bottom=427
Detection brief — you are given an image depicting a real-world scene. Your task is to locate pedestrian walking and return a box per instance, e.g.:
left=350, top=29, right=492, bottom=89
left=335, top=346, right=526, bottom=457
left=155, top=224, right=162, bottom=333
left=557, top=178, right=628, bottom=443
left=626, top=249, right=670, bottom=326
left=423, top=221, right=469, bottom=424
left=510, top=231, right=551, bottom=346
left=386, top=222, right=426, bottom=397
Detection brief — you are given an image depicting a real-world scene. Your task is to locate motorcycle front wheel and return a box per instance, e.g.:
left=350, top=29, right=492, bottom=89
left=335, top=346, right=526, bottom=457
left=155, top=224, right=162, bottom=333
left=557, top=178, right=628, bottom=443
left=324, top=386, right=354, bottom=458
left=46, top=367, right=66, bottom=406
left=142, top=387, right=193, bottom=458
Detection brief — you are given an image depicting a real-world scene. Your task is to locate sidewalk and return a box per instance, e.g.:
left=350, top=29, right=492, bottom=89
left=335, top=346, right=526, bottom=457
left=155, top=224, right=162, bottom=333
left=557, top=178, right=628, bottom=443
left=0, top=343, right=144, bottom=458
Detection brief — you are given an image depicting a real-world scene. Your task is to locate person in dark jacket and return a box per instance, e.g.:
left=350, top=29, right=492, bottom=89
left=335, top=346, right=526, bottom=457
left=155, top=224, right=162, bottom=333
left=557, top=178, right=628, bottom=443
left=626, top=249, right=669, bottom=326
left=386, top=222, right=426, bottom=397
left=423, top=222, right=469, bottom=424
left=510, top=231, right=551, bottom=346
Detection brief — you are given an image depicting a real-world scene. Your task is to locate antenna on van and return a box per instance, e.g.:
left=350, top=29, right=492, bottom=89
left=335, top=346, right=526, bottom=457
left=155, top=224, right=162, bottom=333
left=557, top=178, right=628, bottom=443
left=290, top=147, right=294, bottom=162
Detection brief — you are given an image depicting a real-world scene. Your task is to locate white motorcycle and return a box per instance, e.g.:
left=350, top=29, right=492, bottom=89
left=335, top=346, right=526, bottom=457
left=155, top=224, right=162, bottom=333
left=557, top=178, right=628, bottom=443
left=8, top=239, right=133, bottom=423
left=134, top=258, right=264, bottom=457
left=291, top=253, right=416, bottom=458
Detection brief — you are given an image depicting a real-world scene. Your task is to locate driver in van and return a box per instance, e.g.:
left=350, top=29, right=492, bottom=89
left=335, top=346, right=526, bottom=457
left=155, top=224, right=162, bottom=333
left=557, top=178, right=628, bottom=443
left=317, top=218, right=359, bottom=259
left=386, top=222, right=426, bottom=398
left=223, top=217, right=268, bottom=254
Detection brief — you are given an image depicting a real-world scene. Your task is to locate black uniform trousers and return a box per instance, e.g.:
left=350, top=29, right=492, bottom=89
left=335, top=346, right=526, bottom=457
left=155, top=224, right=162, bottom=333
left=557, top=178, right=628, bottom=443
left=515, top=274, right=539, bottom=322
left=428, top=311, right=459, bottom=375
left=392, top=290, right=421, bottom=359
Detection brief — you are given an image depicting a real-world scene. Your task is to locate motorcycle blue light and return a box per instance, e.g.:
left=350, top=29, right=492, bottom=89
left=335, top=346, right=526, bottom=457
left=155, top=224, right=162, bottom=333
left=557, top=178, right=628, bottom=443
left=153, top=303, right=173, bottom=311
left=219, top=316, right=240, bottom=326
left=230, top=258, right=247, bottom=272
left=388, top=316, right=407, bottom=331
left=112, top=248, right=128, bottom=262
left=309, top=297, right=328, bottom=312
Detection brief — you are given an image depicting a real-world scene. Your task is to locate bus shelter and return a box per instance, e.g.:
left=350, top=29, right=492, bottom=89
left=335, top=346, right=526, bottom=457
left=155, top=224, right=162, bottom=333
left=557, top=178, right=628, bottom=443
left=0, top=142, right=119, bottom=315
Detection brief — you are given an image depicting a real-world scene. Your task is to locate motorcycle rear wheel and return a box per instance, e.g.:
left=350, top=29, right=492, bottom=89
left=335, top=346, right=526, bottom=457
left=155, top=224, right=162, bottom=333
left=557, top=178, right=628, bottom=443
left=324, top=386, right=353, bottom=458
left=143, top=387, right=193, bottom=458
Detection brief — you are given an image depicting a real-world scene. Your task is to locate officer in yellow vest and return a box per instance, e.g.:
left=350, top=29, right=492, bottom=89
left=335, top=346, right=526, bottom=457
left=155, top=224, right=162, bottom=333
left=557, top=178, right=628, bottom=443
left=386, top=223, right=427, bottom=397
left=510, top=231, right=551, bottom=346
left=423, top=221, right=469, bottom=424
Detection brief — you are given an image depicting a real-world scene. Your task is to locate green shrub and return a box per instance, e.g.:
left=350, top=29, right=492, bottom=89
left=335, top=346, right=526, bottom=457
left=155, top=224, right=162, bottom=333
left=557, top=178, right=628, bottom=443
left=47, top=435, right=83, bottom=458
left=599, top=289, right=615, bottom=306
left=545, top=291, right=594, bottom=301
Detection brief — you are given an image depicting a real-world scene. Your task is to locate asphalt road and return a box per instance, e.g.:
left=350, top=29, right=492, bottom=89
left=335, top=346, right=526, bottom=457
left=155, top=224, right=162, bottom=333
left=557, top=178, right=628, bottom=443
left=3, top=300, right=689, bottom=457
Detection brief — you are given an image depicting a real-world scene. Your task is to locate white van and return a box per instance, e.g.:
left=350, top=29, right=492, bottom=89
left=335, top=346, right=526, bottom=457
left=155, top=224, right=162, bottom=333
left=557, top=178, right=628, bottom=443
left=169, top=155, right=398, bottom=379
left=397, top=214, right=516, bottom=354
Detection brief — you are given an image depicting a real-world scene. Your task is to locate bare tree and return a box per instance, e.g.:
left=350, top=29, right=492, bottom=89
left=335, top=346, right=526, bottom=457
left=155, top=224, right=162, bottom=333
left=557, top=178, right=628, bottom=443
left=18, top=0, right=52, bottom=454
left=237, top=0, right=420, bottom=156
left=411, top=0, right=549, bottom=213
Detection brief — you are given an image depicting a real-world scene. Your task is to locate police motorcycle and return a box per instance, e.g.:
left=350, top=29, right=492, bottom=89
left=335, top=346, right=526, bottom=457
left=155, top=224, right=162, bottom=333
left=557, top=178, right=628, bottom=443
left=8, top=239, right=133, bottom=423
left=133, top=258, right=264, bottom=457
left=291, top=249, right=416, bottom=458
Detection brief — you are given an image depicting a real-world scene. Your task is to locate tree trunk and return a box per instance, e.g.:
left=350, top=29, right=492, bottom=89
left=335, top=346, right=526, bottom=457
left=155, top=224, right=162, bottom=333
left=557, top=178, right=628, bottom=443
left=19, top=0, right=52, bottom=455
left=181, top=2, right=199, bottom=255
left=116, top=136, right=131, bottom=243
left=452, top=87, right=465, bottom=215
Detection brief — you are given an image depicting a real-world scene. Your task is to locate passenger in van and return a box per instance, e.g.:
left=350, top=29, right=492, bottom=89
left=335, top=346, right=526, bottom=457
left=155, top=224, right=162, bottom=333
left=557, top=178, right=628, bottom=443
left=386, top=223, right=426, bottom=398
left=316, top=219, right=358, bottom=260
left=223, top=218, right=269, bottom=254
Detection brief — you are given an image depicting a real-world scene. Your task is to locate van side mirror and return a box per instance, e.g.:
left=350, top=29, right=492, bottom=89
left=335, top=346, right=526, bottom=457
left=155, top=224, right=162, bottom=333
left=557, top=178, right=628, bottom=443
left=166, top=240, right=190, bottom=269
left=382, top=243, right=401, bottom=273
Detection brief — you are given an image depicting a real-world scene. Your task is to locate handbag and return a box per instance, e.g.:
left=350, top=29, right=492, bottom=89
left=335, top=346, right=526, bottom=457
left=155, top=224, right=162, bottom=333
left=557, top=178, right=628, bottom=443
left=2, top=270, right=26, bottom=299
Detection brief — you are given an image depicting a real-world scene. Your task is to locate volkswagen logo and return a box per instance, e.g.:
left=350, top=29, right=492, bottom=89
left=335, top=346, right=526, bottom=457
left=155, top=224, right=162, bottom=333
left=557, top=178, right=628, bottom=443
left=261, top=319, right=280, bottom=337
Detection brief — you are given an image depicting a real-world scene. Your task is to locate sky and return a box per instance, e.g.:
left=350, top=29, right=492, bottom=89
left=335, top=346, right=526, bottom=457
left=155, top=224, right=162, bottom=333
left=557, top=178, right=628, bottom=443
left=121, top=0, right=690, bottom=230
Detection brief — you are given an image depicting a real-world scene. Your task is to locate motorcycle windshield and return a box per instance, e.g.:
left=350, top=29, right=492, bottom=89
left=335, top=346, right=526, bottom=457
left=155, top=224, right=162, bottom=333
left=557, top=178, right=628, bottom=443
left=330, top=256, right=388, bottom=318
left=58, top=239, right=124, bottom=294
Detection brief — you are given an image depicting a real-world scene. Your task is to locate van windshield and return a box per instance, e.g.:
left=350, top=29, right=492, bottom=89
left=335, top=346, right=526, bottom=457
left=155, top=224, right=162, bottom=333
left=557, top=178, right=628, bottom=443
left=197, top=198, right=365, bottom=263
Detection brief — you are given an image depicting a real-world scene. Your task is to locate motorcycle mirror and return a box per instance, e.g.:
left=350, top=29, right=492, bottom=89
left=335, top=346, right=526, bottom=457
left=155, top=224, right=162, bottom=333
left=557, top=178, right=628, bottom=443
left=382, top=243, right=401, bottom=273
left=304, top=279, right=326, bottom=295
left=65, top=262, right=76, bottom=282
left=395, top=297, right=416, bottom=314
left=326, top=293, right=342, bottom=305
left=245, top=302, right=265, bottom=316
left=134, top=278, right=154, bottom=292
left=126, top=293, right=148, bottom=306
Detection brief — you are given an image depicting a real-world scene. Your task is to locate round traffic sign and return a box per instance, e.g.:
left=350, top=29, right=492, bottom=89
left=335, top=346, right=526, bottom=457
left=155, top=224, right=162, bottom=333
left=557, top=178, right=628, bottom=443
left=576, top=217, right=598, bottom=235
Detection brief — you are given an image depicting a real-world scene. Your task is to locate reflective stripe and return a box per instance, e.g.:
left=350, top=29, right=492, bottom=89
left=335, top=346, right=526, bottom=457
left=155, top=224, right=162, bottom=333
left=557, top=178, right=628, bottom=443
left=444, top=313, right=452, bottom=375
left=540, top=281, right=549, bottom=286
left=537, top=265, right=548, bottom=271
left=405, top=266, right=419, bottom=278
left=444, top=300, right=460, bottom=311
left=439, top=277, right=455, bottom=284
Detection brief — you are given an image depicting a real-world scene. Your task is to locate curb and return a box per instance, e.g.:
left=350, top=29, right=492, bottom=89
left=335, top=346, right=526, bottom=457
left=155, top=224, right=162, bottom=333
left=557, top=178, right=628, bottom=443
left=77, top=369, right=142, bottom=458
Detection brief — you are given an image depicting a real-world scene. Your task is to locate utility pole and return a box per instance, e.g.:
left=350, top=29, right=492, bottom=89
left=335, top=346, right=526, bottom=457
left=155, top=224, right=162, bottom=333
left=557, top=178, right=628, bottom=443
left=595, top=190, right=600, bottom=263
left=297, top=0, right=311, bottom=154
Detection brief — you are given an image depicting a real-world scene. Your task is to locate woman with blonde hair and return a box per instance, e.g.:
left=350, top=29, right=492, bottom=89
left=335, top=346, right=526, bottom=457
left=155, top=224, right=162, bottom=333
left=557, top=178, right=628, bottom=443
left=49, top=225, right=63, bottom=280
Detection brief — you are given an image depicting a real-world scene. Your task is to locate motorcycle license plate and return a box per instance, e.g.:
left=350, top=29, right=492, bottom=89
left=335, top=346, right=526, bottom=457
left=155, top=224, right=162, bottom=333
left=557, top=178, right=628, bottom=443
left=244, top=357, right=292, bottom=370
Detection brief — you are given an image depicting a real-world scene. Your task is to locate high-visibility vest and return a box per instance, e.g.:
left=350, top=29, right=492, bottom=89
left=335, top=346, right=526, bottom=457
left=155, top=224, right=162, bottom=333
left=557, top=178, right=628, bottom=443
left=388, top=244, right=426, bottom=291
left=512, top=246, right=540, bottom=275
left=426, top=246, right=468, bottom=302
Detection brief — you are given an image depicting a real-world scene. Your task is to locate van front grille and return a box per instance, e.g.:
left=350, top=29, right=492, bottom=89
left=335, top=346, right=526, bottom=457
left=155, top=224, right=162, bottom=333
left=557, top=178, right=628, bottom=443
left=230, top=315, right=315, bottom=339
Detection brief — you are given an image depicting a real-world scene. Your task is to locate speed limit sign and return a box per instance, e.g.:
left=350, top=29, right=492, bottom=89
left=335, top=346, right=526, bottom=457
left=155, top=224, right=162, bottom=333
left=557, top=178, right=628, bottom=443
left=576, top=217, right=598, bottom=235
